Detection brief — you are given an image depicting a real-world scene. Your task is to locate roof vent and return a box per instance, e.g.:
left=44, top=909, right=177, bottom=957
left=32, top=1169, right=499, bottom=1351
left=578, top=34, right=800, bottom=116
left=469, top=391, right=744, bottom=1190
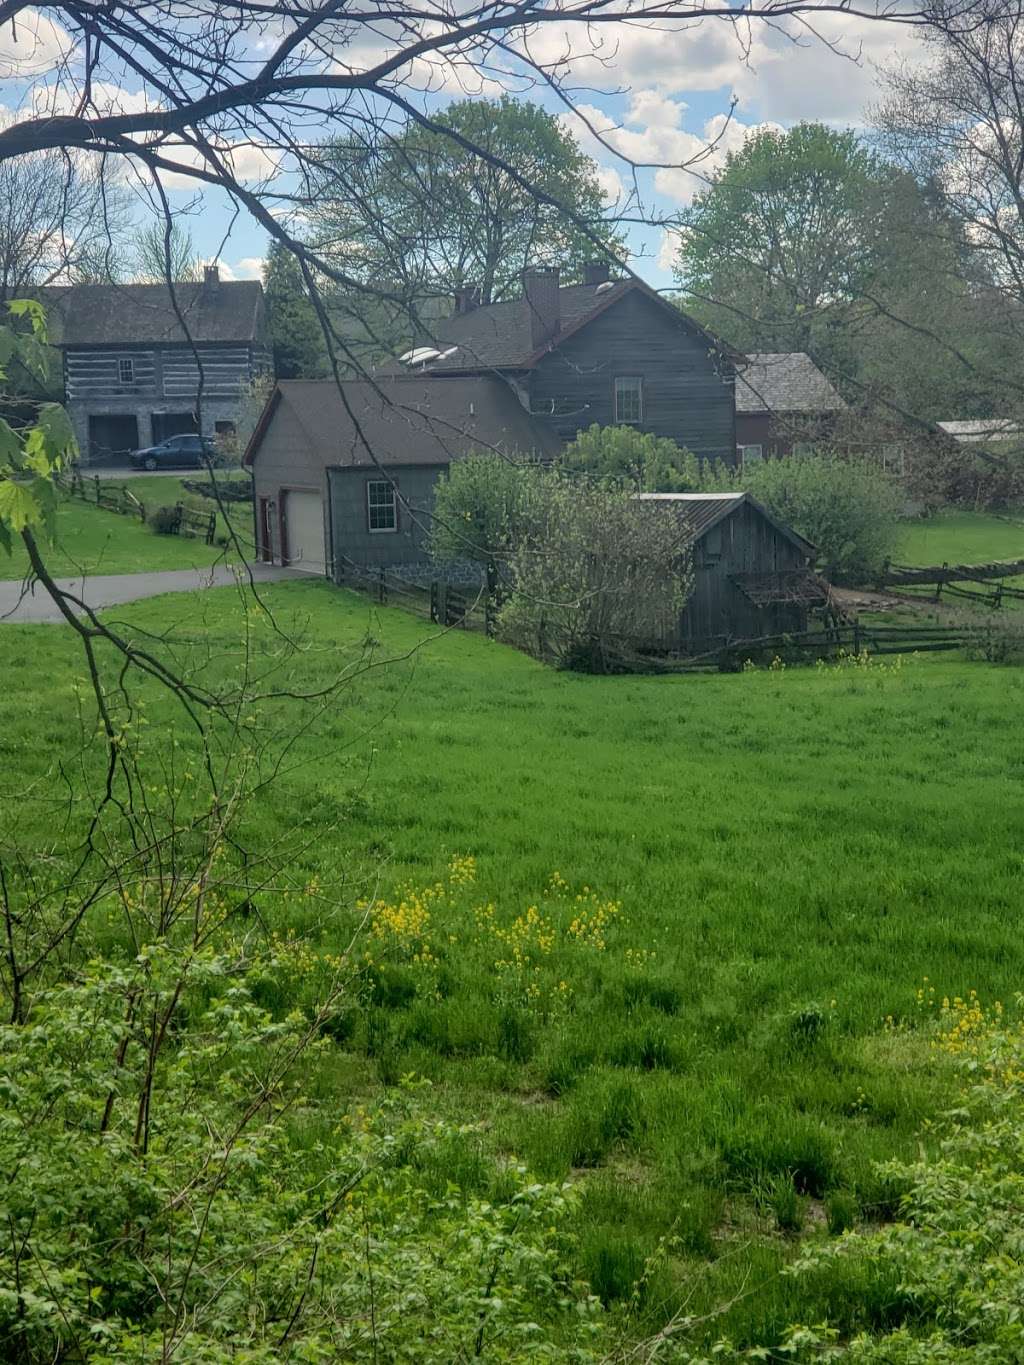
left=398, top=346, right=441, bottom=366
left=595, top=280, right=615, bottom=295
left=437, top=346, right=459, bottom=361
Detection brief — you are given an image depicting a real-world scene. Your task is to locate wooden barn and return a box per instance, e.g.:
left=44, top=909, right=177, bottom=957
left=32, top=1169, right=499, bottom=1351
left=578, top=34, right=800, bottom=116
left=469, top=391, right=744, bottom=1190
left=637, top=492, right=823, bottom=649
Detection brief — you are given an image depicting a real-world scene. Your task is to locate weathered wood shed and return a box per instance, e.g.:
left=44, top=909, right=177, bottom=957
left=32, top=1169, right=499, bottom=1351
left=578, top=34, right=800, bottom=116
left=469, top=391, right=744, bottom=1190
left=638, top=492, right=821, bottom=649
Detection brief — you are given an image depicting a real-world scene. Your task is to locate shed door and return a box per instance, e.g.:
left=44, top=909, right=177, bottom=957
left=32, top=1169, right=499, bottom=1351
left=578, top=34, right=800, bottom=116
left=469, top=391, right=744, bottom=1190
left=283, top=490, right=326, bottom=575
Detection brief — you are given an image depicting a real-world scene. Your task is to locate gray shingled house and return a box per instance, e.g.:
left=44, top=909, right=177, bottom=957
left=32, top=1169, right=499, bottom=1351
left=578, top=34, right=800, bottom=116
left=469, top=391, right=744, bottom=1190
left=244, top=266, right=738, bottom=577
left=48, top=266, right=270, bottom=462
left=244, top=374, right=558, bottom=575
left=735, top=352, right=846, bottom=464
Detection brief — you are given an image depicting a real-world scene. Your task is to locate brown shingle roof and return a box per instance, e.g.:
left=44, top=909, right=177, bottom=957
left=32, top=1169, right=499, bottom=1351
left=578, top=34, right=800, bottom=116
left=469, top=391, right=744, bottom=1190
left=45, top=280, right=264, bottom=346
left=246, top=375, right=560, bottom=469
left=735, top=353, right=845, bottom=415
left=402, top=279, right=733, bottom=374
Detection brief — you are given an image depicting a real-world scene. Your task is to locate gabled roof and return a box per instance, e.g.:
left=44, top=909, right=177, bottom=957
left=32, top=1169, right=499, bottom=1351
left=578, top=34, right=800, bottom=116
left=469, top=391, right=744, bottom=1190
left=636, top=491, right=816, bottom=557
left=405, top=278, right=735, bottom=375
left=735, top=353, right=846, bottom=415
left=244, top=375, right=560, bottom=469
left=44, top=280, right=265, bottom=347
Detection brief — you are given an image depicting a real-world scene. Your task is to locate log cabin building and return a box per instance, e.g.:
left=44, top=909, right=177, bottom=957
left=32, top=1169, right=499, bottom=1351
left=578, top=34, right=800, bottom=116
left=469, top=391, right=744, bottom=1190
left=49, top=266, right=270, bottom=463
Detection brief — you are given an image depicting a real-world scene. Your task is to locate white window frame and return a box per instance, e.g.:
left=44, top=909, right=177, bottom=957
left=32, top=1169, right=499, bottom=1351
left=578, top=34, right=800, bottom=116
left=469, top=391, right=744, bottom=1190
left=614, top=375, right=643, bottom=425
left=737, top=443, right=763, bottom=467
left=366, top=479, right=398, bottom=534
left=118, top=357, right=134, bottom=384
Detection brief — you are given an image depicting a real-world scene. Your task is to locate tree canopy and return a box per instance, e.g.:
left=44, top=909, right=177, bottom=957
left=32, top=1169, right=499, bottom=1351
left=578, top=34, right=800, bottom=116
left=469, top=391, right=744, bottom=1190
left=263, top=240, right=327, bottom=379
left=311, top=96, right=622, bottom=310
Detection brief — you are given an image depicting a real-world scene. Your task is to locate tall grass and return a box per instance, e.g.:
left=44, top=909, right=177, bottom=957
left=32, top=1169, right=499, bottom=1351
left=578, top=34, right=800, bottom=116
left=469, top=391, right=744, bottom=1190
left=3, top=580, right=1023, bottom=1349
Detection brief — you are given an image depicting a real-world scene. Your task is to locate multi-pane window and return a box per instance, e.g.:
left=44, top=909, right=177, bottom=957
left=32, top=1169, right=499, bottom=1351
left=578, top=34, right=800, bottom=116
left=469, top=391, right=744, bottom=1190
left=367, top=479, right=398, bottom=533
left=737, top=443, right=763, bottom=467
left=614, top=375, right=643, bottom=424
left=118, top=357, right=134, bottom=384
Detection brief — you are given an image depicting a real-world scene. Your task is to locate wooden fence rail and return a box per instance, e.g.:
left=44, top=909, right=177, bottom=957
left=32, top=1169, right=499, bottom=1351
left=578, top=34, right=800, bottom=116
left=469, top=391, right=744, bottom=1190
left=59, top=470, right=147, bottom=522
left=881, top=557, right=1024, bottom=588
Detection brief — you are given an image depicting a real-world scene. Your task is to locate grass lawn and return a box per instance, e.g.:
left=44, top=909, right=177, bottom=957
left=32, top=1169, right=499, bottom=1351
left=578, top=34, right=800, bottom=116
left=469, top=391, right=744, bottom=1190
left=5, top=580, right=1024, bottom=1350
left=899, top=508, right=1024, bottom=566
left=0, top=476, right=253, bottom=580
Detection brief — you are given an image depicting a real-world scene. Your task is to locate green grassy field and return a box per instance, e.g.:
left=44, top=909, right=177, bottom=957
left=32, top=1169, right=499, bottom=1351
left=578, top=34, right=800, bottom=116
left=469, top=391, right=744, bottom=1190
left=5, top=578, right=1023, bottom=1350
left=0, top=476, right=253, bottom=580
left=899, top=509, right=1024, bottom=566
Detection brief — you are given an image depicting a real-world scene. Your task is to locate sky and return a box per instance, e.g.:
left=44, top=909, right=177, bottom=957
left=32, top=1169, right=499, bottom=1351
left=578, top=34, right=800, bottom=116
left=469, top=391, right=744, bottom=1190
left=0, top=5, right=928, bottom=292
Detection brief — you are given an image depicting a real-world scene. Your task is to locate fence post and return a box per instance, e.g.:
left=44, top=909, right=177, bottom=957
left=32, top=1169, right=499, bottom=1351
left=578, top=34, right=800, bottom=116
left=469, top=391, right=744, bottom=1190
left=994, top=581, right=1004, bottom=611
left=94, top=475, right=101, bottom=504
left=206, top=512, right=216, bottom=545
left=935, top=563, right=947, bottom=603
left=378, top=566, right=387, bottom=605
left=430, top=581, right=439, bottom=624
left=853, top=619, right=861, bottom=656
left=174, top=501, right=184, bottom=536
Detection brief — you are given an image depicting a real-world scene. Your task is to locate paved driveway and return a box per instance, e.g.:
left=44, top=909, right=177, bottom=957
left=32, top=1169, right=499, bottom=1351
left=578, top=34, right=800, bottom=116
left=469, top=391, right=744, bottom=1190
left=0, top=564, right=302, bottom=624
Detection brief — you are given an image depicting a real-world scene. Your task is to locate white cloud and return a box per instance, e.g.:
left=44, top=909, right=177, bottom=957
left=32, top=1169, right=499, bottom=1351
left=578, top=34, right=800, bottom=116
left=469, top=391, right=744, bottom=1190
left=564, top=93, right=781, bottom=206
left=0, top=10, right=71, bottom=77
left=730, top=12, right=926, bottom=124
left=594, top=163, right=625, bottom=204
left=233, top=256, right=265, bottom=280
left=29, top=79, right=155, bottom=118
left=657, top=227, right=686, bottom=273
left=148, top=138, right=286, bottom=190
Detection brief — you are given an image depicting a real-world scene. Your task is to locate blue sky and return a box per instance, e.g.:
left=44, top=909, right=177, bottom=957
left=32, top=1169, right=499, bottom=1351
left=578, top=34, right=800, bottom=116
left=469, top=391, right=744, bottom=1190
left=0, top=6, right=926, bottom=291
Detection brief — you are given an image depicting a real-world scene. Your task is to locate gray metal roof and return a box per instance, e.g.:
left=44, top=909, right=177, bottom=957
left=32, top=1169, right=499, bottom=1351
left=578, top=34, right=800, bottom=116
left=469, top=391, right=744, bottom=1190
left=44, top=280, right=265, bottom=347
left=247, top=375, right=560, bottom=469
left=937, top=419, right=1020, bottom=444
left=637, top=491, right=816, bottom=555
left=735, top=353, right=845, bottom=415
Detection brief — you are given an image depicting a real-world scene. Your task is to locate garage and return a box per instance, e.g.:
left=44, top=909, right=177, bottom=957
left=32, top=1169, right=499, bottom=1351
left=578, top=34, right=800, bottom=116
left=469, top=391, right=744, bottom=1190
left=88, top=414, right=139, bottom=461
left=282, top=490, right=327, bottom=574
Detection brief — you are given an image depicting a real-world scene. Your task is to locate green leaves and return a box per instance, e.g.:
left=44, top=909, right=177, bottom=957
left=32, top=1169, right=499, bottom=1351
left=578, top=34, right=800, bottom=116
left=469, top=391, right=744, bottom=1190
left=0, top=303, right=79, bottom=554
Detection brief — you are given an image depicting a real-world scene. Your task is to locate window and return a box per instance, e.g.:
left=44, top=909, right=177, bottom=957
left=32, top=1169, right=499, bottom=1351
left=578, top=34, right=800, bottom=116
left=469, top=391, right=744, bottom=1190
left=737, top=443, right=763, bottom=467
left=215, top=420, right=236, bottom=437
left=118, top=357, right=134, bottom=384
left=614, top=375, right=643, bottom=424
left=367, top=479, right=398, bottom=533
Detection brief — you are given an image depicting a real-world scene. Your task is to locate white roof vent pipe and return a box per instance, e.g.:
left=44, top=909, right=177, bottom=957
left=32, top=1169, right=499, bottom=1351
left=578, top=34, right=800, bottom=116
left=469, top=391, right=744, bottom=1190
left=595, top=280, right=615, bottom=295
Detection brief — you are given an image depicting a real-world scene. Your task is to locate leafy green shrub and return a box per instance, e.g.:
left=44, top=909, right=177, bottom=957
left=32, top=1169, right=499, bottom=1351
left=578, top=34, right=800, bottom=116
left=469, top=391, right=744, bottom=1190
left=148, top=503, right=182, bottom=535
left=747, top=454, right=901, bottom=584
left=558, top=423, right=702, bottom=491
left=498, top=474, right=694, bottom=671
left=0, top=953, right=609, bottom=1362
left=955, top=608, right=1024, bottom=664
left=429, top=451, right=541, bottom=565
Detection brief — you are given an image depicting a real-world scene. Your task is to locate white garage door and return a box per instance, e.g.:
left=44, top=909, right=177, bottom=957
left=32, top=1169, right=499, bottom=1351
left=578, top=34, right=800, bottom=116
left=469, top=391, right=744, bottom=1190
left=284, top=491, right=326, bottom=574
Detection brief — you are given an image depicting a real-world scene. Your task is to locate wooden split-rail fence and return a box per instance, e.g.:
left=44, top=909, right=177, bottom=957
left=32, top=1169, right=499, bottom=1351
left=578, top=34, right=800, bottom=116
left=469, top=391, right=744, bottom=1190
left=59, top=470, right=217, bottom=545
left=879, top=557, right=1024, bottom=609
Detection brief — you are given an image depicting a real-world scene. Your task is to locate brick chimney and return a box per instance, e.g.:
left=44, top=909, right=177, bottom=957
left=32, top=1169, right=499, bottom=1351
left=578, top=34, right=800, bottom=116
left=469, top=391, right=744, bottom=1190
left=203, top=263, right=220, bottom=294
left=453, top=285, right=481, bottom=315
left=584, top=260, right=610, bottom=285
left=523, top=267, right=560, bottom=349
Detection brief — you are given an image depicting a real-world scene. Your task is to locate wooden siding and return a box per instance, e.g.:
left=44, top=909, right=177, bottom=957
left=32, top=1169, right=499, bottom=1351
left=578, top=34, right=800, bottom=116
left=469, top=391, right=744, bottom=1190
left=65, top=344, right=257, bottom=403
left=162, top=346, right=255, bottom=399
left=527, top=291, right=736, bottom=461
left=680, top=502, right=808, bottom=645
left=328, top=465, right=442, bottom=577
left=65, top=350, right=157, bottom=400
